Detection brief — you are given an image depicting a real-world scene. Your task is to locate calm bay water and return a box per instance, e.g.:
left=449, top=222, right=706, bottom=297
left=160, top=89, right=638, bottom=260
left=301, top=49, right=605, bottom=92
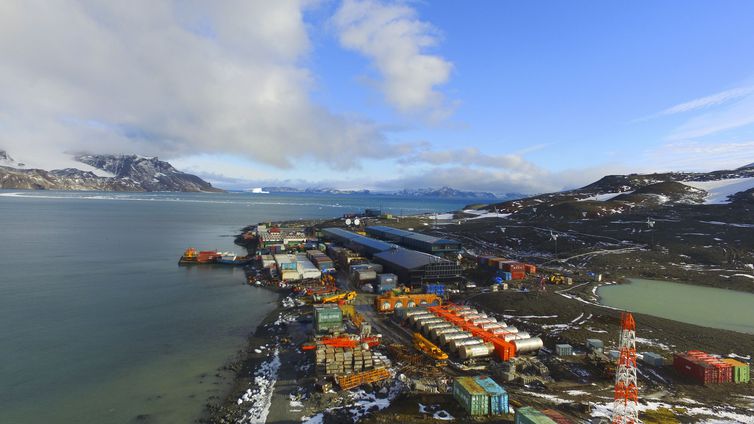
left=598, top=278, right=754, bottom=334
left=0, top=190, right=477, bottom=424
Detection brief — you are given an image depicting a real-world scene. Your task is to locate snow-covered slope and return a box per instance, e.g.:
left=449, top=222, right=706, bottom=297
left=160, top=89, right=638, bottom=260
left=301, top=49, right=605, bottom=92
left=682, top=177, right=754, bottom=204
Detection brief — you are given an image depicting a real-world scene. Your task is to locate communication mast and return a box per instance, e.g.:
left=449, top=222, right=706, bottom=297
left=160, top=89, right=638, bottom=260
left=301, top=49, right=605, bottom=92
left=612, top=312, right=638, bottom=424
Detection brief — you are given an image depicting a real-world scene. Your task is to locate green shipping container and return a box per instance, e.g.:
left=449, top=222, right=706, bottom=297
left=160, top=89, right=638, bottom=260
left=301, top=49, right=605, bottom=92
left=722, top=358, right=751, bottom=383
left=453, top=377, right=488, bottom=416
left=515, top=406, right=558, bottom=424
left=314, top=305, right=342, bottom=332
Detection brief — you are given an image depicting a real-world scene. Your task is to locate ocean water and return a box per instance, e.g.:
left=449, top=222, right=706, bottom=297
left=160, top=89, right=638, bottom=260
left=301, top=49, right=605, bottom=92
left=0, top=190, right=478, bottom=424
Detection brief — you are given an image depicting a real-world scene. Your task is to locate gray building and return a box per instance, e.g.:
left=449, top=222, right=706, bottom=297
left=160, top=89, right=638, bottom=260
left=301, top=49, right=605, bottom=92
left=372, top=247, right=462, bottom=287
left=365, top=225, right=461, bottom=254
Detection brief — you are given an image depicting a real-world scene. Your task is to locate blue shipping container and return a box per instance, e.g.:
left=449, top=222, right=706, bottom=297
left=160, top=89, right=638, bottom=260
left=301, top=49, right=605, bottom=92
left=424, top=284, right=445, bottom=296
left=473, top=376, right=509, bottom=415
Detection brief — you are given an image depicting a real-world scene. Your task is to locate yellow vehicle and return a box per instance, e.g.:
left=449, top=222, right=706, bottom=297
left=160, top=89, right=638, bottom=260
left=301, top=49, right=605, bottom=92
left=548, top=273, right=565, bottom=285
left=319, top=290, right=357, bottom=304
left=413, top=332, right=448, bottom=362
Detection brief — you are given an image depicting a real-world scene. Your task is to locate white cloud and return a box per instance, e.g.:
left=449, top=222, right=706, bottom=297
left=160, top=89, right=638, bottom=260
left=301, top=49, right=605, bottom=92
left=646, top=140, right=754, bottom=171
left=331, top=0, right=453, bottom=117
left=0, top=0, right=408, bottom=171
left=400, top=147, right=543, bottom=174
left=658, top=86, right=754, bottom=116
left=667, top=92, right=754, bottom=140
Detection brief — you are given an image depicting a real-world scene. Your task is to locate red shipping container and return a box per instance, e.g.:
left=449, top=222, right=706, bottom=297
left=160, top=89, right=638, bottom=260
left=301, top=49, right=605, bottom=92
left=674, top=354, right=716, bottom=385
left=510, top=271, right=526, bottom=280
left=524, top=264, right=537, bottom=274
left=501, top=262, right=525, bottom=272
left=542, top=409, right=574, bottom=424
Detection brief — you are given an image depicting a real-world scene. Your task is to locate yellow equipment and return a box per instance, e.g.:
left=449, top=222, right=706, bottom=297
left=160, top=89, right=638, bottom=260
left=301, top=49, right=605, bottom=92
left=548, top=273, right=565, bottom=285
left=337, top=368, right=390, bottom=390
left=320, top=291, right=357, bottom=304
left=412, top=332, right=448, bottom=361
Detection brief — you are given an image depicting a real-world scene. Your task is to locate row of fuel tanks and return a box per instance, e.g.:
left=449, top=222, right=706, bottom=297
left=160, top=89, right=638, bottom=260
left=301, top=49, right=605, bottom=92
left=394, top=306, right=544, bottom=360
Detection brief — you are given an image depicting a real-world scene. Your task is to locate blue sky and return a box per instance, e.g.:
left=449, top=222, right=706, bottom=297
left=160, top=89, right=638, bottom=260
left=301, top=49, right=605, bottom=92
left=2, top=1, right=754, bottom=193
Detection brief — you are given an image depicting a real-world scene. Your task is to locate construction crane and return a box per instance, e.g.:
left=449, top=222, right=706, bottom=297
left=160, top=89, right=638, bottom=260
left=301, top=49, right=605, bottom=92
left=314, top=291, right=357, bottom=304
left=612, top=312, right=638, bottom=424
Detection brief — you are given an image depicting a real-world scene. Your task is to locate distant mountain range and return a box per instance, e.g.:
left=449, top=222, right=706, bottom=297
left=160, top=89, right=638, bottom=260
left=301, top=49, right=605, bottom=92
left=260, top=185, right=512, bottom=199
left=0, top=151, right=222, bottom=192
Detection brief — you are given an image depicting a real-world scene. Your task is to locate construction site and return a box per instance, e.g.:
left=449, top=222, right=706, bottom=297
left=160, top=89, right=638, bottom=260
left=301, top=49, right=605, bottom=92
left=204, top=212, right=754, bottom=424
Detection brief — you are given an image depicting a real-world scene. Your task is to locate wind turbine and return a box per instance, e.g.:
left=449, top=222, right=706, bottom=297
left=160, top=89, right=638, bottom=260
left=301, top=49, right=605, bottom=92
left=646, top=218, right=656, bottom=247
left=550, top=230, right=559, bottom=259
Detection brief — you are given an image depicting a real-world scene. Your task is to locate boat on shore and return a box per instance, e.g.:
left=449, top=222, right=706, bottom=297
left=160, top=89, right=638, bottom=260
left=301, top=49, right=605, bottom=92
left=179, top=248, right=252, bottom=266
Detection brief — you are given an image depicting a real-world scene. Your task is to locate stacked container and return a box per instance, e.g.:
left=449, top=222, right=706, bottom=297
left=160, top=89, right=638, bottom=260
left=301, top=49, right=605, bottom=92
left=515, top=406, right=558, bottom=424
left=314, top=304, right=343, bottom=333
left=473, top=376, right=509, bottom=415
left=453, top=376, right=508, bottom=416
left=674, top=351, right=733, bottom=385
left=722, top=358, right=751, bottom=383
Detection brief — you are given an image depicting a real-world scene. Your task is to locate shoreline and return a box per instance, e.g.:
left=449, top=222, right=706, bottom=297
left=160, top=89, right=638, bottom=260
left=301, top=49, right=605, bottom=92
left=199, top=286, right=290, bottom=423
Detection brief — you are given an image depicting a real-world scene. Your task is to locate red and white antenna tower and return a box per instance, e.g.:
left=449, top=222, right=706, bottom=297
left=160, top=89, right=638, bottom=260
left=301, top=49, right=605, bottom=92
left=612, top=312, right=638, bottom=424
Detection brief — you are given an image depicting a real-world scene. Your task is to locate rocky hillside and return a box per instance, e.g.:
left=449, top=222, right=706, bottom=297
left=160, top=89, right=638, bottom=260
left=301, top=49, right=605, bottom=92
left=0, top=152, right=222, bottom=192
left=478, top=166, right=754, bottom=220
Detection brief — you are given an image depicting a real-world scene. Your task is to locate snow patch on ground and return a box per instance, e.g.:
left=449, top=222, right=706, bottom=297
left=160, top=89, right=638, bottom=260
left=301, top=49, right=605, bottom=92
left=635, top=337, right=673, bottom=351
left=433, top=410, right=455, bottom=420
left=592, top=399, right=754, bottom=423
left=732, top=273, right=754, bottom=279
left=237, top=348, right=281, bottom=424
left=683, top=177, right=754, bottom=204
left=565, top=390, right=590, bottom=396
left=577, top=192, right=629, bottom=202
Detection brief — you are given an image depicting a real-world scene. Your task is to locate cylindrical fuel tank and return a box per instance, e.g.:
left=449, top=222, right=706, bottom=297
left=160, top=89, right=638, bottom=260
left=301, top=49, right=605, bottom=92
left=513, top=337, right=544, bottom=354
left=429, top=325, right=460, bottom=340
left=439, top=331, right=470, bottom=345
left=449, top=338, right=483, bottom=353
left=458, top=342, right=495, bottom=360
left=422, top=322, right=453, bottom=336
left=413, top=318, right=444, bottom=330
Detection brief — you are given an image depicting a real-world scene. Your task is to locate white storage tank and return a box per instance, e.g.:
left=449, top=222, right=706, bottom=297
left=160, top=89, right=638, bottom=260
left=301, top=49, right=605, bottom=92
left=439, top=331, right=470, bottom=345
left=513, top=337, right=544, bottom=354
left=430, top=326, right=460, bottom=340
left=422, top=322, right=453, bottom=336
left=449, top=338, right=483, bottom=353
left=458, top=342, right=495, bottom=360
left=414, top=318, right=444, bottom=330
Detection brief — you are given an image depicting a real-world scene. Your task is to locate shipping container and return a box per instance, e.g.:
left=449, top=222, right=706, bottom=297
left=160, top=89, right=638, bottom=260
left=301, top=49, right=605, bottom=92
left=424, top=283, right=446, bottom=296
left=542, top=409, right=574, bottom=424
left=314, top=304, right=343, bottom=333
left=674, top=354, right=718, bottom=385
left=555, top=344, right=572, bottom=356
left=501, top=262, right=526, bottom=272
left=722, top=358, right=750, bottom=383
left=510, top=271, right=526, bottom=280
left=586, top=339, right=603, bottom=351
left=473, top=376, right=509, bottom=415
left=523, top=264, right=537, bottom=274
left=453, top=377, right=489, bottom=416
left=515, top=406, right=558, bottom=424
left=499, top=271, right=513, bottom=281
left=641, top=352, right=664, bottom=367
left=377, top=273, right=398, bottom=285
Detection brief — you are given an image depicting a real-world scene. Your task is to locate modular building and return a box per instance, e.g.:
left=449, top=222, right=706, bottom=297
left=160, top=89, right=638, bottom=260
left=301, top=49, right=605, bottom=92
left=641, top=352, right=665, bottom=367
left=365, top=225, right=461, bottom=254
left=373, top=248, right=462, bottom=287
left=555, top=344, right=573, bottom=356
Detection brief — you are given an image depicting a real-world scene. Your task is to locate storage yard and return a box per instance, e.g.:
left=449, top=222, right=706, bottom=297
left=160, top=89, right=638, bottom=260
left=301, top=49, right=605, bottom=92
left=200, top=211, right=754, bottom=424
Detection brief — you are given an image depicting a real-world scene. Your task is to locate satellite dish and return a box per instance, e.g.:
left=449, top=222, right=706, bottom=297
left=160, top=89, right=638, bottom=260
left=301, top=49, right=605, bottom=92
left=345, top=218, right=352, bottom=226
left=354, top=218, right=361, bottom=226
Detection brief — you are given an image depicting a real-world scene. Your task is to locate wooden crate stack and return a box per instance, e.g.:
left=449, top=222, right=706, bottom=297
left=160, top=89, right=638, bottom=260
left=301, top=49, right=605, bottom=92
left=315, top=345, right=388, bottom=376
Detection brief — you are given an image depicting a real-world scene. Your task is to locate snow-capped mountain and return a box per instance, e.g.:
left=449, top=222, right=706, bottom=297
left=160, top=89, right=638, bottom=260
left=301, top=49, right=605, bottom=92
left=0, top=151, right=222, bottom=192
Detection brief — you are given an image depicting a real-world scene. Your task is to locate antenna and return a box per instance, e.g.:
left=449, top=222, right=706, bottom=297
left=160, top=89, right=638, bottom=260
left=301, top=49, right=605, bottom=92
left=612, top=312, right=639, bottom=424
